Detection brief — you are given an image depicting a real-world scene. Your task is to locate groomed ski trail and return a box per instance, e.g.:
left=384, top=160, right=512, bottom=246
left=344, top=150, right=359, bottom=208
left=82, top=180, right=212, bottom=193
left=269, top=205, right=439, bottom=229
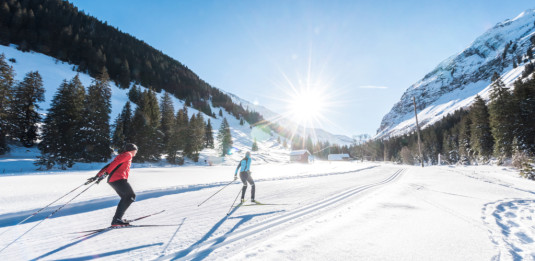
left=156, top=168, right=405, bottom=260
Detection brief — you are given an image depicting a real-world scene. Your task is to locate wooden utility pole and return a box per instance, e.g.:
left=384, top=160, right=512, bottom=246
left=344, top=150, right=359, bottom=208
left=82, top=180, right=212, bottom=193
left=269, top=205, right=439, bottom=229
left=413, top=97, right=424, bottom=167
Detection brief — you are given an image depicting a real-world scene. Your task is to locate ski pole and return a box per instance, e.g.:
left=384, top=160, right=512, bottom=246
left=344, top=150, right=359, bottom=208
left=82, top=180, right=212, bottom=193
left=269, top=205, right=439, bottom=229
left=0, top=179, right=95, bottom=238
left=226, top=187, right=243, bottom=216
left=198, top=180, right=235, bottom=207
left=0, top=181, right=98, bottom=254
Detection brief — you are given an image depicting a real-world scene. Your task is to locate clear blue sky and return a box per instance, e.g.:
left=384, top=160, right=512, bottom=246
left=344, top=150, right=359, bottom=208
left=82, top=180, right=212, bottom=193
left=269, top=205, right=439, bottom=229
left=70, top=0, right=534, bottom=137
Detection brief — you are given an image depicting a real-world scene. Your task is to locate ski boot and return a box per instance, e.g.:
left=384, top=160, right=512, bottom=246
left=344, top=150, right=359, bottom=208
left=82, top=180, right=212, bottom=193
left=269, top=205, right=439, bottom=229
left=111, top=218, right=130, bottom=227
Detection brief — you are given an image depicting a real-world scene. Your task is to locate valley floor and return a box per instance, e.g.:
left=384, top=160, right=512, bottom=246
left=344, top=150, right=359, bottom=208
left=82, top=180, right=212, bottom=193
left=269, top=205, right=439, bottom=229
left=0, top=162, right=534, bottom=260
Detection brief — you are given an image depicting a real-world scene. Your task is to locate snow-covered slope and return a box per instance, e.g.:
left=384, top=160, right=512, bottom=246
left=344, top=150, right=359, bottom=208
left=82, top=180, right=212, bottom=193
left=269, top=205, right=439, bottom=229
left=0, top=44, right=291, bottom=171
left=377, top=9, right=535, bottom=139
left=226, top=92, right=354, bottom=145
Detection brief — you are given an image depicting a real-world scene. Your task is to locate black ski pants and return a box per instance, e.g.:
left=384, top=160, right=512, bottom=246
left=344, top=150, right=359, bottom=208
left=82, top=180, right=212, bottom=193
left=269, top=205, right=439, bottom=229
left=239, top=171, right=255, bottom=200
left=109, top=179, right=136, bottom=220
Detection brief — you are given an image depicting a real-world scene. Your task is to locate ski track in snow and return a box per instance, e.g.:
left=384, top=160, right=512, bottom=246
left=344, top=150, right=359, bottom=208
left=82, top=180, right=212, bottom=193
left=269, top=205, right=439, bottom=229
left=2, top=164, right=534, bottom=260
left=155, top=168, right=405, bottom=260
left=0, top=166, right=377, bottom=228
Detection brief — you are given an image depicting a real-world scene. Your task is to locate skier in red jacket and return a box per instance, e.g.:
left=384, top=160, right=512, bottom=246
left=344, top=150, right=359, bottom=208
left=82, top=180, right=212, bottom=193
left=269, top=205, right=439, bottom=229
left=89, top=143, right=138, bottom=226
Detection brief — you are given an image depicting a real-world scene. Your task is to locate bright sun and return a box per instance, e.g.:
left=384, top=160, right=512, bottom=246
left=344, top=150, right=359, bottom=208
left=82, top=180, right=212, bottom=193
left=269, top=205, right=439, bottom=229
left=287, top=88, right=326, bottom=125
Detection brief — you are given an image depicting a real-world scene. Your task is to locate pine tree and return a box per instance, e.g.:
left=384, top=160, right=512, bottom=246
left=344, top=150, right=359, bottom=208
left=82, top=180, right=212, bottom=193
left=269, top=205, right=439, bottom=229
left=9, top=71, right=44, bottom=147
left=38, top=75, right=86, bottom=169
left=184, top=112, right=206, bottom=162
left=183, top=114, right=196, bottom=160
left=422, top=130, right=439, bottom=164
left=458, top=116, right=472, bottom=165
left=442, top=129, right=459, bottom=164
left=218, top=109, right=223, bottom=117
left=217, top=117, right=233, bottom=156
left=252, top=138, right=259, bottom=151
left=511, top=78, right=535, bottom=154
left=166, top=107, right=187, bottom=164
left=193, top=112, right=206, bottom=159
left=112, top=101, right=133, bottom=151
left=128, top=85, right=141, bottom=105
left=0, top=53, right=15, bottom=154
left=131, top=89, right=162, bottom=162
left=81, top=68, right=112, bottom=162
left=160, top=92, right=175, bottom=153
left=488, top=73, right=515, bottom=160
left=469, top=95, right=493, bottom=161
left=205, top=118, right=214, bottom=149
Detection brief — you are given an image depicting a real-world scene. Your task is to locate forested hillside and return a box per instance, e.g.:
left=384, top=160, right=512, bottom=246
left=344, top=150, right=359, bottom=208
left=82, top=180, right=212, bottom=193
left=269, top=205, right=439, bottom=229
left=0, top=0, right=262, bottom=123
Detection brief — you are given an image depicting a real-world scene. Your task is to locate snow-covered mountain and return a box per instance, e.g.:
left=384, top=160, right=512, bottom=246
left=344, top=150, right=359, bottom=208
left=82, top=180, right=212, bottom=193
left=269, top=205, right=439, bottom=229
left=377, top=9, right=535, bottom=139
left=225, top=92, right=354, bottom=145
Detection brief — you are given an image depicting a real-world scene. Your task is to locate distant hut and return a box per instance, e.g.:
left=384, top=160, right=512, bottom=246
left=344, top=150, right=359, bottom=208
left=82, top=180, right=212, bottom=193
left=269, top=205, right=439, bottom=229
left=328, top=153, right=351, bottom=161
left=290, top=150, right=311, bottom=163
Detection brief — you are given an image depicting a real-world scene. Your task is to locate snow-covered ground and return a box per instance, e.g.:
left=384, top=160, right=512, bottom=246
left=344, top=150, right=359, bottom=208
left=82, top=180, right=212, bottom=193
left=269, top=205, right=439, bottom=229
left=1, top=162, right=534, bottom=260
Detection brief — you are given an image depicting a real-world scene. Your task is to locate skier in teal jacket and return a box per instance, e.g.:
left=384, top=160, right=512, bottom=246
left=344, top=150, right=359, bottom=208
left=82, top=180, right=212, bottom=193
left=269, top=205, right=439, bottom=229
left=234, top=151, right=255, bottom=202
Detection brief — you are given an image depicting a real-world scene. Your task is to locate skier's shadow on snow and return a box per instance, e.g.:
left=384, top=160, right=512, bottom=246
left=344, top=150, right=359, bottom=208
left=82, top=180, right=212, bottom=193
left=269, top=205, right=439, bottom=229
left=29, top=230, right=162, bottom=261
left=168, top=209, right=284, bottom=260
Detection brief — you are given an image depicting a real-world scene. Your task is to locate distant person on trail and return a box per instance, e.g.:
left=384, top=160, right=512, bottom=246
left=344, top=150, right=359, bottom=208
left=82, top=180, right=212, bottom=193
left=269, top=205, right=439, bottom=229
left=88, top=143, right=138, bottom=226
left=234, top=151, right=255, bottom=203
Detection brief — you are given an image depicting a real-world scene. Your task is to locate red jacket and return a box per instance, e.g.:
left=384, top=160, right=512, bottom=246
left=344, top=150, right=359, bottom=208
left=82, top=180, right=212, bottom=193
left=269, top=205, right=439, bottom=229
left=98, top=151, right=134, bottom=183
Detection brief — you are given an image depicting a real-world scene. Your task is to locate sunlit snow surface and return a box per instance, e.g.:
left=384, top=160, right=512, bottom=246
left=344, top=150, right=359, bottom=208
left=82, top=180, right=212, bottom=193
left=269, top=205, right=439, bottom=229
left=0, top=162, right=534, bottom=260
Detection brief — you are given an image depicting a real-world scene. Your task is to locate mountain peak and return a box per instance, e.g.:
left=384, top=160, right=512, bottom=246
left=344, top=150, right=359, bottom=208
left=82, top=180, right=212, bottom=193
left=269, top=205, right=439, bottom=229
left=377, top=8, right=535, bottom=139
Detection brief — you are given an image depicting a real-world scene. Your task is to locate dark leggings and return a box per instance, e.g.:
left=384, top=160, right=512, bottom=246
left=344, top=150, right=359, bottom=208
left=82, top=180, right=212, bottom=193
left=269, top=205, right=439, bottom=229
left=239, top=171, right=255, bottom=200
left=109, top=179, right=136, bottom=220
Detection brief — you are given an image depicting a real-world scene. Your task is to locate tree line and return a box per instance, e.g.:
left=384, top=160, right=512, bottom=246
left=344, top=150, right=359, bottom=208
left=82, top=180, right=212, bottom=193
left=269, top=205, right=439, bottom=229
left=0, top=54, right=240, bottom=169
left=352, top=70, right=535, bottom=180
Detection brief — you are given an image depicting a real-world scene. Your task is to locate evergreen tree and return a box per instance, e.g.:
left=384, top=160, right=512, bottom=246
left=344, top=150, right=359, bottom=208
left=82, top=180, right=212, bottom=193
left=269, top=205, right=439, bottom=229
left=458, top=116, right=472, bottom=165
left=131, top=89, right=162, bottom=162
left=511, top=78, right=535, bottom=154
left=442, top=129, right=459, bottom=164
left=217, top=117, right=233, bottom=156
left=469, top=95, right=493, bottom=161
left=422, top=130, right=439, bottom=164
left=160, top=92, right=175, bottom=153
left=166, top=107, right=187, bottom=164
left=9, top=71, right=44, bottom=147
left=205, top=118, right=214, bottom=149
left=112, top=101, right=133, bottom=151
left=184, top=112, right=205, bottom=162
left=183, top=114, right=195, bottom=160
left=252, top=138, right=259, bottom=151
left=0, top=53, right=14, bottom=154
left=218, top=109, right=223, bottom=117
left=488, top=73, right=515, bottom=160
left=38, top=75, right=86, bottom=169
left=81, top=68, right=112, bottom=162
left=128, top=85, right=141, bottom=105
left=193, top=112, right=206, bottom=159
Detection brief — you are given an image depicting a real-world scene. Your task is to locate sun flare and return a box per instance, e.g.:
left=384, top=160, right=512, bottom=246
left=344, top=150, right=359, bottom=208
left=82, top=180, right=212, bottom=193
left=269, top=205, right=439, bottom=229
left=288, top=89, right=326, bottom=123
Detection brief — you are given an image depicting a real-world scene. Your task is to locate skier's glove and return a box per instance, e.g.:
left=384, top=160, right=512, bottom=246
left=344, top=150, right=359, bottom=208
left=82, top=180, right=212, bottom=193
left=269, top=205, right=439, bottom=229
left=85, top=176, right=97, bottom=185
left=95, top=173, right=108, bottom=184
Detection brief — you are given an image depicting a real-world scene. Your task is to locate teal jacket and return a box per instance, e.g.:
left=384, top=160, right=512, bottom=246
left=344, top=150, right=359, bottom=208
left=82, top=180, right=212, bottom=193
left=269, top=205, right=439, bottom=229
left=235, top=156, right=251, bottom=174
